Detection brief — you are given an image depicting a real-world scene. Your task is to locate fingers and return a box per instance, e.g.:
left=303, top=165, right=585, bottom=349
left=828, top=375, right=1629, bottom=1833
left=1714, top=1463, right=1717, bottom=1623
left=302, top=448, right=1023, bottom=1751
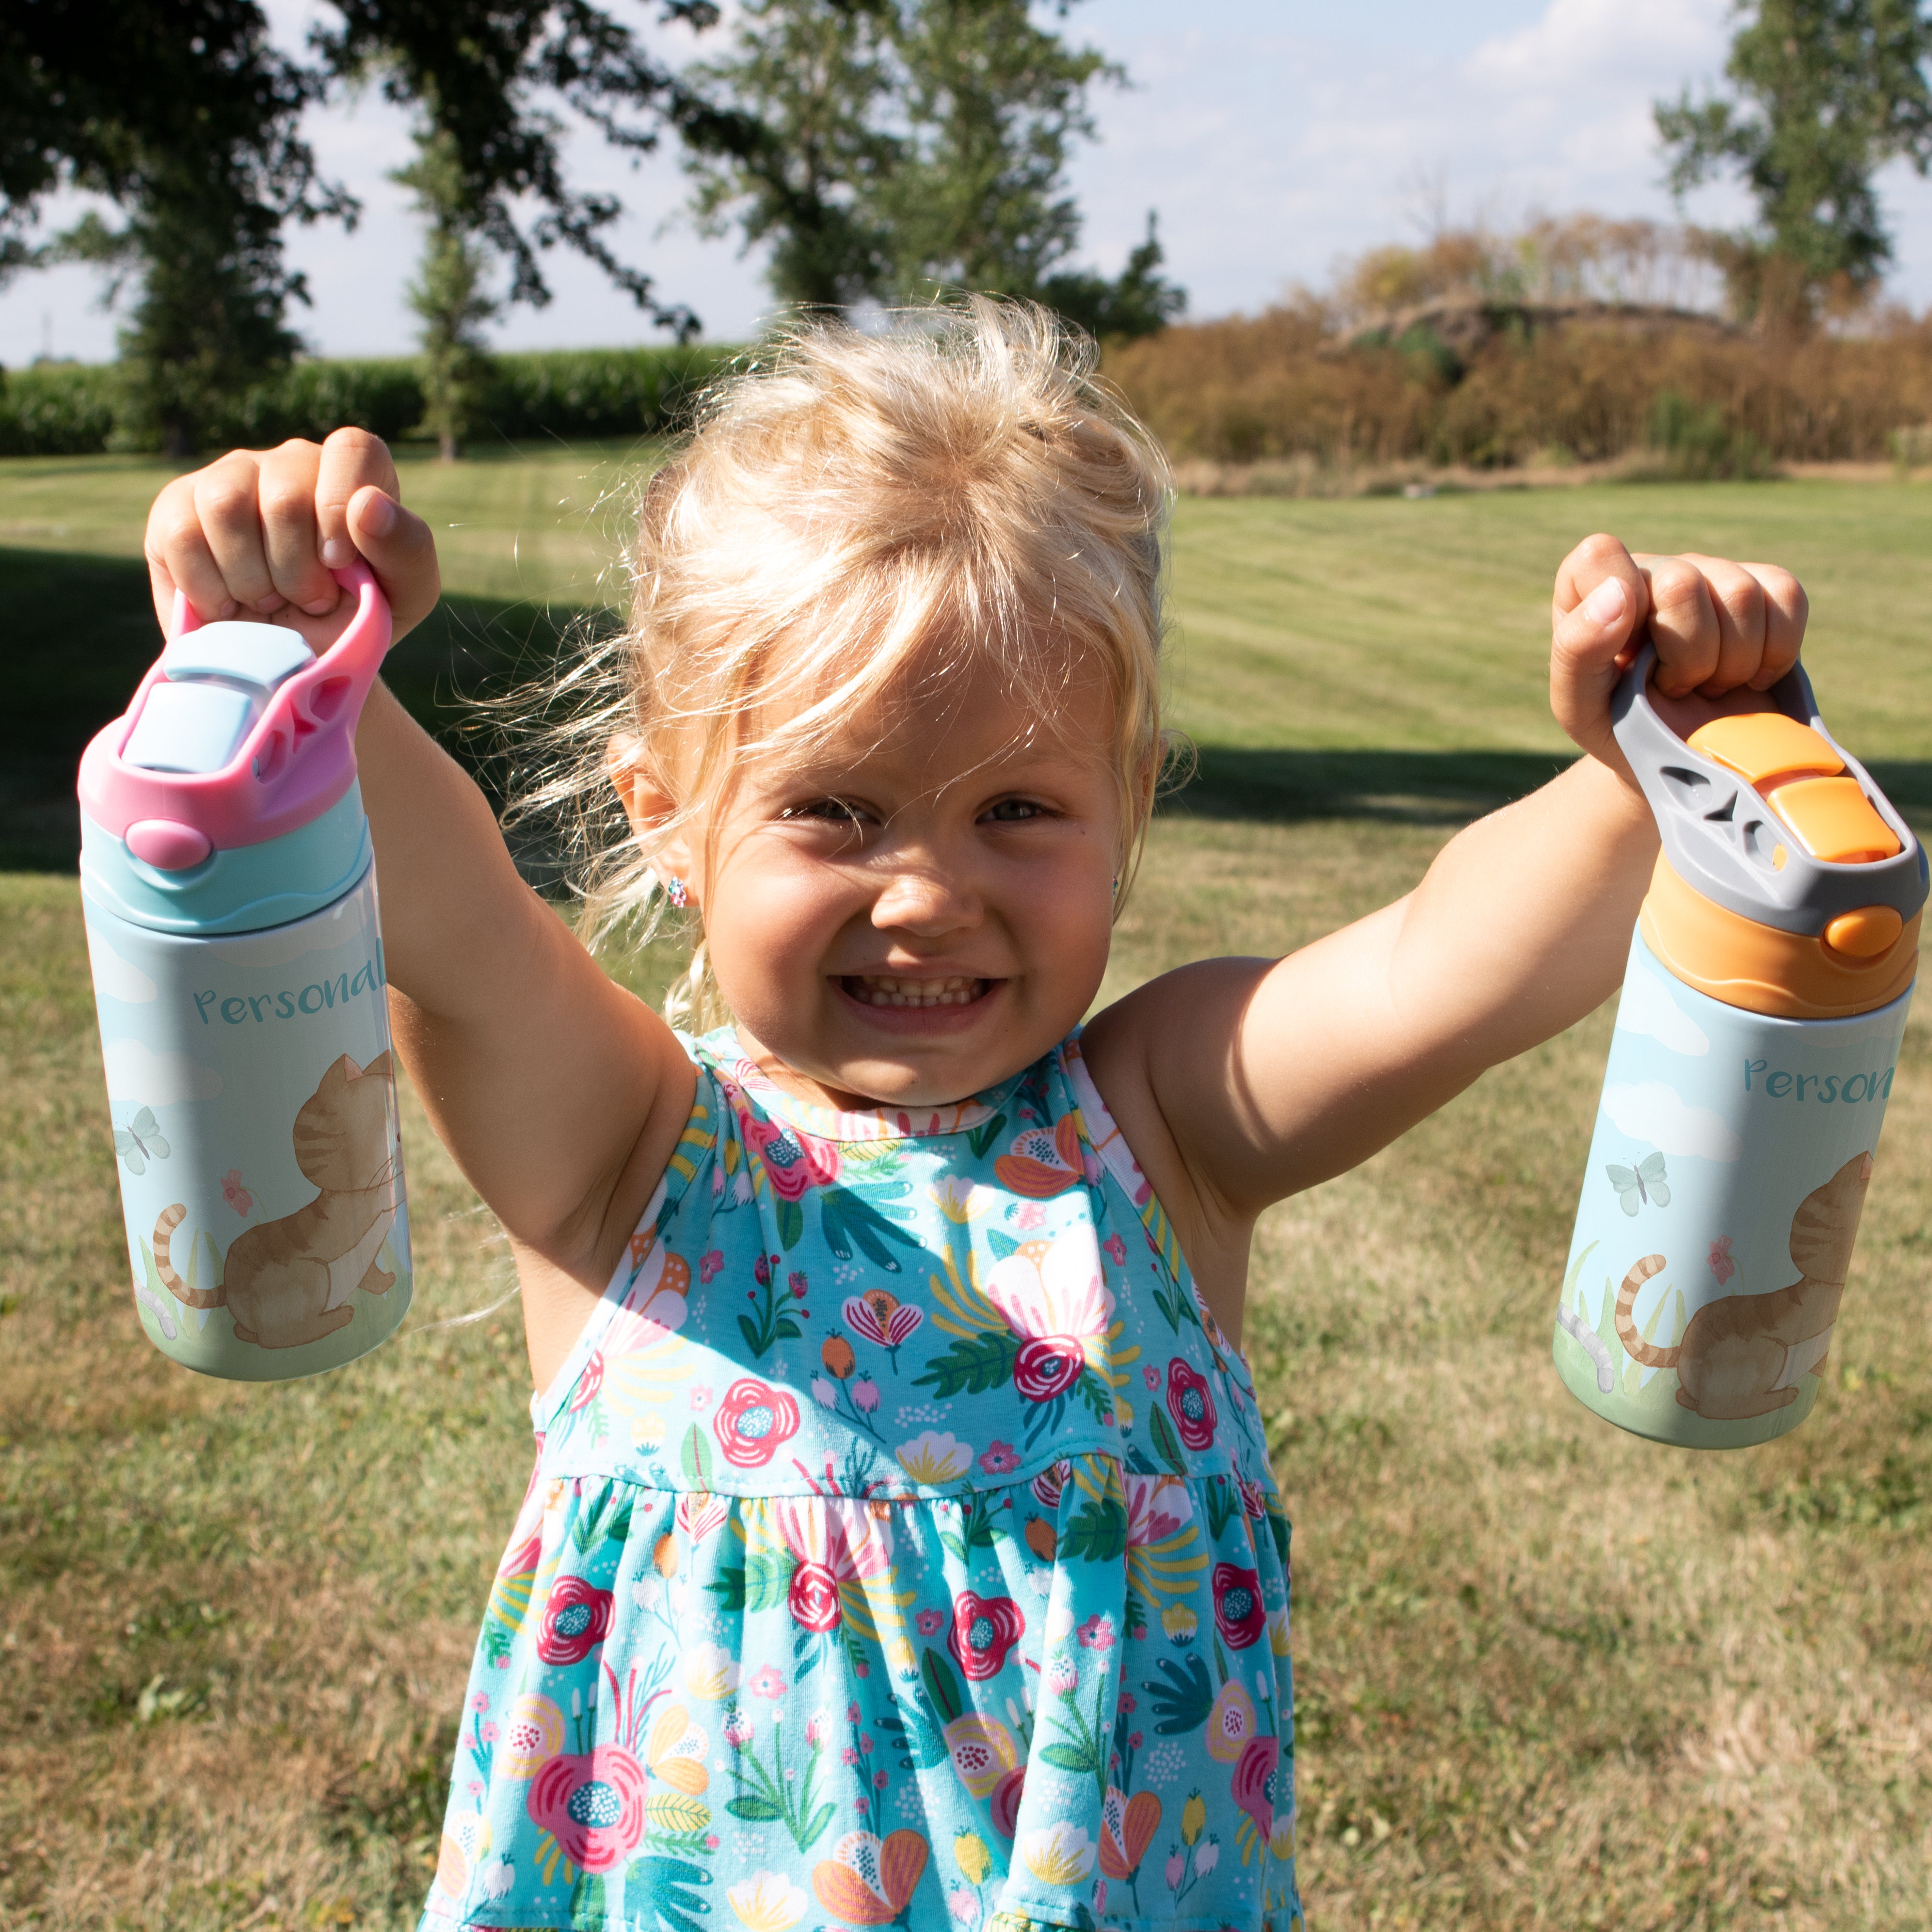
left=1549, top=534, right=1649, bottom=776
left=140, top=428, right=436, bottom=648
left=343, top=481, right=442, bottom=637
left=1633, top=552, right=1808, bottom=696
left=257, top=441, right=339, bottom=616
left=1740, top=561, right=1807, bottom=690
left=315, top=429, right=402, bottom=572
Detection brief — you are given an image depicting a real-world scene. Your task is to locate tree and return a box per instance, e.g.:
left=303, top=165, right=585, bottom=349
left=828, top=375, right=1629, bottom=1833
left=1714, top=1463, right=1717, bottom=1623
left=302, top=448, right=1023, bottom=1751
left=316, top=0, right=739, bottom=334
left=684, top=0, right=901, bottom=309
left=392, top=127, right=500, bottom=459
left=683, top=0, right=1184, bottom=338
left=5, top=0, right=351, bottom=453
left=1656, top=0, right=1932, bottom=326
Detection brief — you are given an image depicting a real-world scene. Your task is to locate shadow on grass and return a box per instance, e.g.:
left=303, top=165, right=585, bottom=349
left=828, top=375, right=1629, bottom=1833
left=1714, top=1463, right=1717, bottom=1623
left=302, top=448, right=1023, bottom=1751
left=0, top=543, right=606, bottom=871
left=9, top=540, right=1932, bottom=868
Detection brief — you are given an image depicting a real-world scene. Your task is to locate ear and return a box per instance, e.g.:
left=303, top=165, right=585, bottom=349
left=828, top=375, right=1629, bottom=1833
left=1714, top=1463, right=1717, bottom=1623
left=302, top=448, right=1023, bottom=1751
left=607, top=733, right=699, bottom=904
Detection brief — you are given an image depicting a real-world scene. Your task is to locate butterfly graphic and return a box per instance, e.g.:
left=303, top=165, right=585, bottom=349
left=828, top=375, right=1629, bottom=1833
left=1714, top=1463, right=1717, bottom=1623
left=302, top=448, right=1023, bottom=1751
left=113, top=1105, right=170, bottom=1175
left=1605, top=1150, right=1669, bottom=1215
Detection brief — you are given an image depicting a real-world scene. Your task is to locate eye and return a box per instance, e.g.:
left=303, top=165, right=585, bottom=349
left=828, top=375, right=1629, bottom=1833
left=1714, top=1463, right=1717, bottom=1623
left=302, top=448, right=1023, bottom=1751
left=780, top=797, right=873, bottom=826
left=982, top=797, right=1046, bottom=823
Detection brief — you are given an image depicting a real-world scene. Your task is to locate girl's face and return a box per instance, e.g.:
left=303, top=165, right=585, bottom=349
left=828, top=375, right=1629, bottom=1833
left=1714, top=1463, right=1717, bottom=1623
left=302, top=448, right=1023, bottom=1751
left=635, top=654, right=1124, bottom=1113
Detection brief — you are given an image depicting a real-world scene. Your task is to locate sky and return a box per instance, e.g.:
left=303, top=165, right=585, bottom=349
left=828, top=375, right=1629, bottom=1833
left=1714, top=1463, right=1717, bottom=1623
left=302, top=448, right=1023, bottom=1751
left=10, top=0, right=1932, bottom=365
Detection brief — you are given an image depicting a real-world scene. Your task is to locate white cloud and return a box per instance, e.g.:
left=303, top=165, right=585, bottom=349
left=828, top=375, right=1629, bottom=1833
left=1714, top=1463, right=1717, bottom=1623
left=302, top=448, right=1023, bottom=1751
left=1614, top=964, right=1709, bottom=1056
left=85, top=929, right=157, bottom=1004
left=1602, top=1080, right=1740, bottom=1162
left=101, top=1036, right=223, bottom=1106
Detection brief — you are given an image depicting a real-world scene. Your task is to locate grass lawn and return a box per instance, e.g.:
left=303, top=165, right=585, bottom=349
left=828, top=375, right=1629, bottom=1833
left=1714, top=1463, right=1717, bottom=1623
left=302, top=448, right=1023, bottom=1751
left=3, top=451, right=1932, bottom=1930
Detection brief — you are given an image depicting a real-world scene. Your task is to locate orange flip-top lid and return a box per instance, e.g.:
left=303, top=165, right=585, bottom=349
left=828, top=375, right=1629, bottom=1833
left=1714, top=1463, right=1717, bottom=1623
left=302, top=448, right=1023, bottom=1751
left=1688, top=714, right=1901, bottom=867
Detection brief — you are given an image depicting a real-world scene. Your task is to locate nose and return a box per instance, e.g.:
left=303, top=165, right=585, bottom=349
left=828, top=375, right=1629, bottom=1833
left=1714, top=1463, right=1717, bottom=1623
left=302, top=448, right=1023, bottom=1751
left=869, top=854, right=982, bottom=938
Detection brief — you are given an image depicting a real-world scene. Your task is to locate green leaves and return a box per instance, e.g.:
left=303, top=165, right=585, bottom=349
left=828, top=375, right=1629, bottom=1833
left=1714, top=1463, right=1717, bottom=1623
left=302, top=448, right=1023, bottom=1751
left=1143, top=1653, right=1213, bottom=1735
left=1147, top=1399, right=1188, bottom=1475
left=745, top=1548, right=796, bottom=1613
left=726, top=1792, right=785, bottom=1823
left=1058, top=1490, right=1128, bottom=1564
left=775, top=1196, right=806, bottom=1252
left=922, top=1646, right=964, bottom=1725
left=966, top=1110, right=1009, bottom=1159
left=912, top=1331, right=1020, bottom=1399
left=1037, top=1739, right=1097, bottom=1774
left=819, top=1184, right=919, bottom=1273
left=681, top=1423, right=716, bottom=1491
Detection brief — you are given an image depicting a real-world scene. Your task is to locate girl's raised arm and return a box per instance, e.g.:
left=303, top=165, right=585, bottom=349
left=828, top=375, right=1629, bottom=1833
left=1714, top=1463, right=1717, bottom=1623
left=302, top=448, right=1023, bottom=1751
left=142, top=431, right=696, bottom=1383
left=1083, top=536, right=1807, bottom=1335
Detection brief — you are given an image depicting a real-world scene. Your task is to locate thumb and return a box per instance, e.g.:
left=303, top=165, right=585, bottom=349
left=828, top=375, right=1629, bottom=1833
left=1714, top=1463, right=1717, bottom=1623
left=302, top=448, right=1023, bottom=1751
left=344, top=484, right=441, bottom=638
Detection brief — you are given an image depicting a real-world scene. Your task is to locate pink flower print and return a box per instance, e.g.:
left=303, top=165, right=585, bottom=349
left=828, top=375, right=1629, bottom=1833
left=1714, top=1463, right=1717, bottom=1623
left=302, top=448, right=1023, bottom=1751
left=699, top=1250, right=724, bottom=1284
left=1077, top=1612, right=1117, bottom=1650
left=740, top=1112, right=840, bottom=1200
left=690, top=1383, right=713, bottom=1412
left=1046, top=1654, right=1078, bottom=1694
left=843, top=1745, right=860, bottom=1766
left=481, top=1720, right=499, bottom=1742
left=916, top=1608, right=944, bottom=1636
left=471, top=1692, right=491, bottom=1713
left=219, top=1169, right=254, bottom=1217
left=723, top=1712, right=753, bottom=1747
left=1015, top=1202, right=1047, bottom=1232
left=526, top=1746, right=649, bottom=1871
left=806, top=1711, right=829, bottom=1746
left=1142, top=1363, right=1161, bottom=1391
left=1709, top=1236, right=1738, bottom=1287
left=844, top=1289, right=924, bottom=1359
left=535, top=1575, right=613, bottom=1665
left=978, top=1440, right=1021, bottom=1475
left=1030, top=1461, right=1068, bottom=1509
left=851, top=1376, right=881, bottom=1413
left=748, top=1664, right=787, bottom=1699
left=982, top=1233, right=1114, bottom=1408
left=713, top=1377, right=801, bottom=1468
left=1103, top=1233, right=1126, bottom=1265
left=1165, top=1850, right=1185, bottom=1891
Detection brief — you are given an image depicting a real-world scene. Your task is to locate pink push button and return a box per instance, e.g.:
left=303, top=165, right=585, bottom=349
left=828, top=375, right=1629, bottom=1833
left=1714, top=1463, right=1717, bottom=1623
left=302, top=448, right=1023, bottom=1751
left=125, top=819, right=213, bottom=870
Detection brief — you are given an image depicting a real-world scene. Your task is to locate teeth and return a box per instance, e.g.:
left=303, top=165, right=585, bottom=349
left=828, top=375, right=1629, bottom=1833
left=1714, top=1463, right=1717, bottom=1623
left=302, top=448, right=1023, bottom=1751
left=848, top=975, right=987, bottom=1009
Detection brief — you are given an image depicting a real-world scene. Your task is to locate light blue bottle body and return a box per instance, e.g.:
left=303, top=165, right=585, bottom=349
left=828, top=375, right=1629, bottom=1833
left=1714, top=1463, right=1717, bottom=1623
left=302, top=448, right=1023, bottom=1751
left=83, top=788, right=412, bottom=1380
left=1555, top=928, right=1910, bottom=1448
left=81, top=595, right=412, bottom=1382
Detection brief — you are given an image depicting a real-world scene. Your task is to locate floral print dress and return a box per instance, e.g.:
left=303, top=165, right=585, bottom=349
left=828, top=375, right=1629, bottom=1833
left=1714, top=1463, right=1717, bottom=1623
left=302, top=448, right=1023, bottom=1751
left=423, top=1028, right=1301, bottom=1932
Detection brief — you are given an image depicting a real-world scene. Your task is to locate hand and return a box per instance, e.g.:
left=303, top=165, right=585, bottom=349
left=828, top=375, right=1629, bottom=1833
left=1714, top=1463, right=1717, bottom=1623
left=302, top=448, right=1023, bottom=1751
left=1549, top=532, right=1808, bottom=783
left=142, top=428, right=441, bottom=653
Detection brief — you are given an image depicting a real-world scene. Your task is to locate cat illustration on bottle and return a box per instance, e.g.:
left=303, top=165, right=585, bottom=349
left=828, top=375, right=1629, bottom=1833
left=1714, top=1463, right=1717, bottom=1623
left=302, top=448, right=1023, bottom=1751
left=1613, top=1151, right=1872, bottom=1421
left=153, top=1051, right=401, bottom=1349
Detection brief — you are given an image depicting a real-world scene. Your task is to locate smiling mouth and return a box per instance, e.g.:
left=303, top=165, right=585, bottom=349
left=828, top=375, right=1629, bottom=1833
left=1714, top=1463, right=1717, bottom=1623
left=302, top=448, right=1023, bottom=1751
left=841, top=974, right=992, bottom=1009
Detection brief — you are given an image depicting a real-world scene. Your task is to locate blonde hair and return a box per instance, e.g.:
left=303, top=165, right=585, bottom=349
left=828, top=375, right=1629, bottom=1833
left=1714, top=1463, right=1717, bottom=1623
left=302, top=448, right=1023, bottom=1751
left=513, top=297, right=1175, bottom=1024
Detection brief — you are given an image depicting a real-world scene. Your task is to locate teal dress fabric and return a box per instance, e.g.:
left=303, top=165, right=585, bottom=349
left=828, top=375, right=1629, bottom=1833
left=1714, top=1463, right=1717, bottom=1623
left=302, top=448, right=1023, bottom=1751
left=422, top=1028, right=1302, bottom=1932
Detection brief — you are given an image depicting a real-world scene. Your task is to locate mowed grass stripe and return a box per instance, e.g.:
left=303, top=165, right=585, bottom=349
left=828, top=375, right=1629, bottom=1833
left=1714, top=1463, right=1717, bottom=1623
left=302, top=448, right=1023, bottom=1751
left=2, top=452, right=1930, bottom=1928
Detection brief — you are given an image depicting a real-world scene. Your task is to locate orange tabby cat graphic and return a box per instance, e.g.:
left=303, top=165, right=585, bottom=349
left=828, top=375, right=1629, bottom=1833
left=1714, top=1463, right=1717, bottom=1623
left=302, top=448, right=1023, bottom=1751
left=154, top=1052, right=400, bottom=1349
left=1614, top=1151, right=1872, bottom=1421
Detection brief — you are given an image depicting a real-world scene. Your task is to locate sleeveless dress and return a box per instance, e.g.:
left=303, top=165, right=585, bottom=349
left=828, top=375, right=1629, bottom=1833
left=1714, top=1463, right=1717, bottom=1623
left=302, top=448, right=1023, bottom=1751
left=422, top=1028, right=1302, bottom=1932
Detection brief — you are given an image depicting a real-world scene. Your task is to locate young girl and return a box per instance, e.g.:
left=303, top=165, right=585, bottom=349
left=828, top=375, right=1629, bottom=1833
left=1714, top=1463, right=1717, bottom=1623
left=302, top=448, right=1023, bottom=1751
left=142, top=301, right=1804, bottom=1932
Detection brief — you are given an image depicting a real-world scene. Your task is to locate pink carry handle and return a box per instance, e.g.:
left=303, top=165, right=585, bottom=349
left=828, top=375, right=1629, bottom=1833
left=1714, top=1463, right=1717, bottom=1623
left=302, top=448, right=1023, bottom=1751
left=78, top=563, right=393, bottom=859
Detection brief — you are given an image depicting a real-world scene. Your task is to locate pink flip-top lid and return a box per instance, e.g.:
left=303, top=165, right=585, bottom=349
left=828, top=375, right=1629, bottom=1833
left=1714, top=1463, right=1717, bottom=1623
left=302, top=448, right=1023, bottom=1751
left=78, top=564, right=392, bottom=864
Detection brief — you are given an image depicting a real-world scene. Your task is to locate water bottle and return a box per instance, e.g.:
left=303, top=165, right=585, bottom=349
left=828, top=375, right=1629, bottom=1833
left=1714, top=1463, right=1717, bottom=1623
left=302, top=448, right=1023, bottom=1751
left=1555, top=644, right=1926, bottom=1448
left=78, top=564, right=412, bottom=1381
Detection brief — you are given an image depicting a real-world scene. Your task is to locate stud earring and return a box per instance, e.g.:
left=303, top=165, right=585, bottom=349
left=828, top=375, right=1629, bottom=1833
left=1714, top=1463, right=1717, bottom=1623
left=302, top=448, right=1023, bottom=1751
left=664, top=874, right=689, bottom=909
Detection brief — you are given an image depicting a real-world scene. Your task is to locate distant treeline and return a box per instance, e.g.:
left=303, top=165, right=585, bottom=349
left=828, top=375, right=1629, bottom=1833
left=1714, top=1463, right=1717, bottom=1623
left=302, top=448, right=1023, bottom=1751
left=0, top=344, right=740, bottom=457
left=1105, top=300, right=1932, bottom=478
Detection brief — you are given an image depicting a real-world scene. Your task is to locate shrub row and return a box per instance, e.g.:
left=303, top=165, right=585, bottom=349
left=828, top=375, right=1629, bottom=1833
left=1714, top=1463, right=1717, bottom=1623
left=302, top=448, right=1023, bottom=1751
left=1103, top=305, right=1932, bottom=473
left=0, top=344, right=743, bottom=456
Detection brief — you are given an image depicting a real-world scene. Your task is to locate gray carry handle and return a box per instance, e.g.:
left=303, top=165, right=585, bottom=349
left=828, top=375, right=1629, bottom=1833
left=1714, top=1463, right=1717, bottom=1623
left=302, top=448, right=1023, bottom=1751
left=1611, top=643, right=1927, bottom=936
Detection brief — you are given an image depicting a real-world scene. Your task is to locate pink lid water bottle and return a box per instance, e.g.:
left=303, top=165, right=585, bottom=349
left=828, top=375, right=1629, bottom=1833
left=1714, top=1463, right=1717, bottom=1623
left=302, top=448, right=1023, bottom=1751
left=78, top=566, right=411, bottom=1379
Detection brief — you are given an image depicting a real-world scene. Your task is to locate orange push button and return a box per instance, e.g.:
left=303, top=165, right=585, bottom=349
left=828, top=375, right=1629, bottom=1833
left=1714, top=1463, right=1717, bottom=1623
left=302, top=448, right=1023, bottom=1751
left=1824, top=905, right=1906, bottom=958
left=1767, top=775, right=1902, bottom=863
left=1688, top=712, right=1843, bottom=788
